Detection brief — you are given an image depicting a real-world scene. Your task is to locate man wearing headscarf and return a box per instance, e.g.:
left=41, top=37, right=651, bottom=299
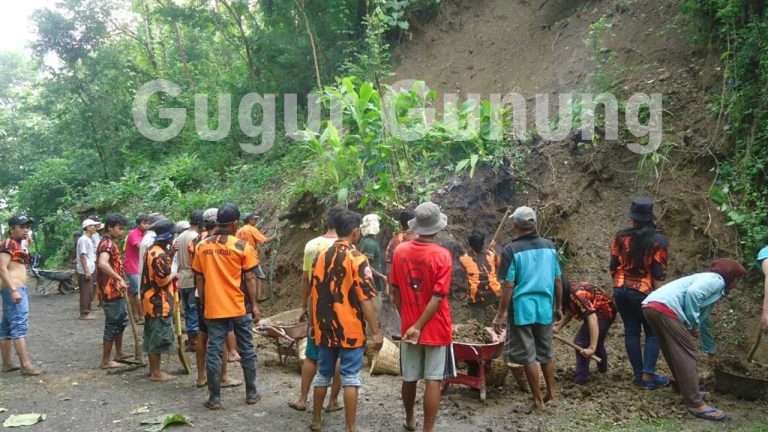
left=642, top=258, right=747, bottom=421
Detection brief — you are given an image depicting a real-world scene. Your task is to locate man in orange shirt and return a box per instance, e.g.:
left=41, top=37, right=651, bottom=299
left=97, top=214, right=130, bottom=369
left=192, top=204, right=261, bottom=410
left=236, top=212, right=276, bottom=298
left=458, top=230, right=501, bottom=325
left=309, top=209, right=383, bottom=432
left=385, top=209, right=417, bottom=275
left=141, top=218, right=177, bottom=382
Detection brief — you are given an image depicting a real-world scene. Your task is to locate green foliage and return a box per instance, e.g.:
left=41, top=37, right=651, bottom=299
left=301, top=77, right=521, bottom=210
left=683, top=1, right=768, bottom=255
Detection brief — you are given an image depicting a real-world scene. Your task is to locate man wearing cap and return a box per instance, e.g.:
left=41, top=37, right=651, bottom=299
left=138, top=213, right=164, bottom=283
left=389, top=202, right=455, bottom=432
left=493, top=206, right=563, bottom=411
left=77, top=219, right=101, bottom=320
left=0, top=215, right=42, bottom=375
left=141, top=218, right=178, bottom=382
left=175, top=211, right=203, bottom=353
left=192, top=203, right=261, bottom=410
left=124, top=215, right=149, bottom=323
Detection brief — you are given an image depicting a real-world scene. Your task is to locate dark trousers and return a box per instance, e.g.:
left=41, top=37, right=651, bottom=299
left=77, top=273, right=93, bottom=315
left=205, top=315, right=258, bottom=404
left=613, top=287, right=660, bottom=381
left=643, top=308, right=704, bottom=407
left=573, top=317, right=614, bottom=384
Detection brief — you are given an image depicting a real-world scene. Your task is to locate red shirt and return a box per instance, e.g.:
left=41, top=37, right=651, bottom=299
left=123, top=227, right=143, bottom=275
left=389, top=239, right=452, bottom=346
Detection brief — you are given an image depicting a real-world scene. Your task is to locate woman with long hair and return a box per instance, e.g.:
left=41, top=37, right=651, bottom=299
left=610, top=198, right=669, bottom=389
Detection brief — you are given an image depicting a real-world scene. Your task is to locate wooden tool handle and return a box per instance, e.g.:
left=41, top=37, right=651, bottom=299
left=747, top=328, right=763, bottom=363
left=490, top=208, right=512, bottom=245
left=124, top=291, right=143, bottom=361
left=553, top=333, right=602, bottom=363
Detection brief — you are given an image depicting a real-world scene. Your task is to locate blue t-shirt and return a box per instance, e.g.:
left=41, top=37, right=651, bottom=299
left=500, top=235, right=562, bottom=326
left=757, top=246, right=768, bottom=270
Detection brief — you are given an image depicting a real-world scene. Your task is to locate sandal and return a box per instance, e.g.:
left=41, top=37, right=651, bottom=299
left=324, top=404, right=343, bottom=413
left=687, top=406, right=726, bottom=421
left=245, top=395, right=262, bottom=405
left=288, top=401, right=307, bottom=412
left=639, top=374, right=670, bottom=390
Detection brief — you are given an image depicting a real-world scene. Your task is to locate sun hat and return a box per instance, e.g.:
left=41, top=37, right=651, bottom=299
left=81, top=219, right=100, bottom=229
left=361, top=214, right=381, bottom=236
left=408, top=202, right=447, bottom=236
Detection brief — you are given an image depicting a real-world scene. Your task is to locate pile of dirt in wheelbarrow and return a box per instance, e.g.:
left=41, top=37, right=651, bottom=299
left=718, top=358, right=768, bottom=380
left=453, top=321, right=495, bottom=344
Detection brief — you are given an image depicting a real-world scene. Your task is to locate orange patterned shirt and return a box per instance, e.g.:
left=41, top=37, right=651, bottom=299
left=568, top=281, right=615, bottom=320
left=141, top=244, right=174, bottom=318
left=0, top=237, right=29, bottom=265
left=459, top=249, right=501, bottom=303
left=97, top=237, right=124, bottom=300
left=610, top=230, right=668, bottom=294
left=310, top=240, right=377, bottom=348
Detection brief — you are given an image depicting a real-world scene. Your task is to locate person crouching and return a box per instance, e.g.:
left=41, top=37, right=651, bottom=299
left=554, top=280, right=616, bottom=384
left=141, top=218, right=178, bottom=382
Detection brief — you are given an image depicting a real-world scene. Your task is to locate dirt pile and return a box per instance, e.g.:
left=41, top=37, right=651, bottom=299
left=453, top=320, right=495, bottom=344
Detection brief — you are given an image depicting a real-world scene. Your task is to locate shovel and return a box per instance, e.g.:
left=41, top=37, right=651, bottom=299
left=553, top=333, right=602, bottom=363
left=120, top=291, right=145, bottom=365
left=747, top=327, right=763, bottom=363
left=173, top=286, right=192, bottom=374
left=490, top=207, right=512, bottom=245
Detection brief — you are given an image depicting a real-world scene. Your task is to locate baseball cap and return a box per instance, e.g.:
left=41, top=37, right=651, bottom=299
left=8, top=215, right=34, bottom=227
left=81, top=219, right=101, bottom=229
left=241, top=212, right=258, bottom=222
left=189, top=210, right=204, bottom=226
left=510, top=206, right=537, bottom=227
left=152, top=218, right=176, bottom=239
left=174, top=220, right=190, bottom=233
left=203, top=208, right=218, bottom=225
left=217, top=203, right=241, bottom=225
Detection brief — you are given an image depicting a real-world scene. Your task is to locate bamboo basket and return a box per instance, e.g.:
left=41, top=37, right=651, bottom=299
left=486, top=358, right=509, bottom=387
left=370, top=337, right=400, bottom=376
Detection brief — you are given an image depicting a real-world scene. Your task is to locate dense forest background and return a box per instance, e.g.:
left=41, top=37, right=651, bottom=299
left=0, top=0, right=765, bottom=268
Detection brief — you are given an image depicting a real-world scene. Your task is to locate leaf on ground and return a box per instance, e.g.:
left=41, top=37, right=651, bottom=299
left=141, top=413, right=193, bottom=432
left=2, top=413, right=46, bottom=428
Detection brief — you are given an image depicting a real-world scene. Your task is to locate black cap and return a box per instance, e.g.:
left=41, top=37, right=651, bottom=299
left=628, top=197, right=655, bottom=223
left=8, top=215, right=34, bottom=227
left=217, top=203, right=240, bottom=225
left=190, top=210, right=204, bottom=226
left=147, top=212, right=166, bottom=230
left=152, top=218, right=176, bottom=236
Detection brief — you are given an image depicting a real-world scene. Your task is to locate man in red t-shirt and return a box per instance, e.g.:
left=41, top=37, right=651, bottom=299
left=123, top=214, right=149, bottom=323
left=389, top=201, right=455, bottom=432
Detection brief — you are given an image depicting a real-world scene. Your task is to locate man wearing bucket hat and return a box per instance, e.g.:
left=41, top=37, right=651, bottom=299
left=493, top=206, right=563, bottom=411
left=389, top=201, right=455, bottom=432
left=77, top=219, right=101, bottom=320
left=610, top=197, right=670, bottom=390
left=0, top=215, right=43, bottom=375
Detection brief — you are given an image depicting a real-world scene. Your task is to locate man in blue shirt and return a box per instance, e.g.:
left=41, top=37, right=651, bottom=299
left=493, top=206, right=563, bottom=411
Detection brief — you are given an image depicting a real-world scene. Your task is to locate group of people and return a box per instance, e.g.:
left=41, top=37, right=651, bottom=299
left=1, top=195, right=767, bottom=430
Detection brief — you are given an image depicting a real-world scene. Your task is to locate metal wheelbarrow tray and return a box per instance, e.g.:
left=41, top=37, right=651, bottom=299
left=443, top=328, right=505, bottom=401
left=255, top=308, right=307, bottom=367
left=714, top=359, right=768, bottom=401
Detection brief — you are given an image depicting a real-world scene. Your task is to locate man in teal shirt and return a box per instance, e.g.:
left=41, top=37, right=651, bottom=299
left=493, top=206, right=563, bottom=411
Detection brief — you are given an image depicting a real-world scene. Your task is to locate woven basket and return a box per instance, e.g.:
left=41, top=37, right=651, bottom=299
left=370, top=338, right=400, bottom=376
left=486, top=358, right=509, bottom=387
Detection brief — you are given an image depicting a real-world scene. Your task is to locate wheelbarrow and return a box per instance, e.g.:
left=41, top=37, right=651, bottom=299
left=442, top=327, right=505, bottom=402
left=30, top=268, right=76, bottom=296
left=255, top=308, right=307, bottom=369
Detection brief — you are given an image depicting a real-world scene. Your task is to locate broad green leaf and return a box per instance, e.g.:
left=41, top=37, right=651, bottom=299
left=140, top=413, right=193, bottom=432
left=3, top=413, right=46, bottom=428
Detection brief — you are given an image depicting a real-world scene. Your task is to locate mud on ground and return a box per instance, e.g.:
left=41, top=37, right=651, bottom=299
left=2, top=291, right=768, bottom=431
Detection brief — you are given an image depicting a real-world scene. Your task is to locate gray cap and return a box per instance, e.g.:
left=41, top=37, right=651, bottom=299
left=510, top=206, right=536, bottom=229
left=408, top=202, right=448, bottom=236
left=147, top=212, right=165, bottom=230
left=202, top=208, right=218, bottom=224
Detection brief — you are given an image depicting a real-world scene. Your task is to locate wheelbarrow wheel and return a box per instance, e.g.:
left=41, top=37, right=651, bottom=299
left=58, top=280, right=76, bottom=295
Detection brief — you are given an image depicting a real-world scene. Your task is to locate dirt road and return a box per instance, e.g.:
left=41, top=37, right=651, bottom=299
left=1, top=291, right=767, bottom=431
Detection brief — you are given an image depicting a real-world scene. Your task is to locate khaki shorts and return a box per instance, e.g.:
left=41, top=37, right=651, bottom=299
left=400, top=343, right=456, bottom=382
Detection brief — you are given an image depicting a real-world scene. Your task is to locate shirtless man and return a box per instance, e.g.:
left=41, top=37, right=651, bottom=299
left=0, top=215, right=43, bottom=375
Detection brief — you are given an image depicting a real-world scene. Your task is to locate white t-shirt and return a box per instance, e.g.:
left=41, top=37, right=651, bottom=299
left=76, top=234, right=96, bottom=275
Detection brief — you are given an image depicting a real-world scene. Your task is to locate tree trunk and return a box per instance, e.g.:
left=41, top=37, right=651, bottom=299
left=295, top=0, right=323, bottom=90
